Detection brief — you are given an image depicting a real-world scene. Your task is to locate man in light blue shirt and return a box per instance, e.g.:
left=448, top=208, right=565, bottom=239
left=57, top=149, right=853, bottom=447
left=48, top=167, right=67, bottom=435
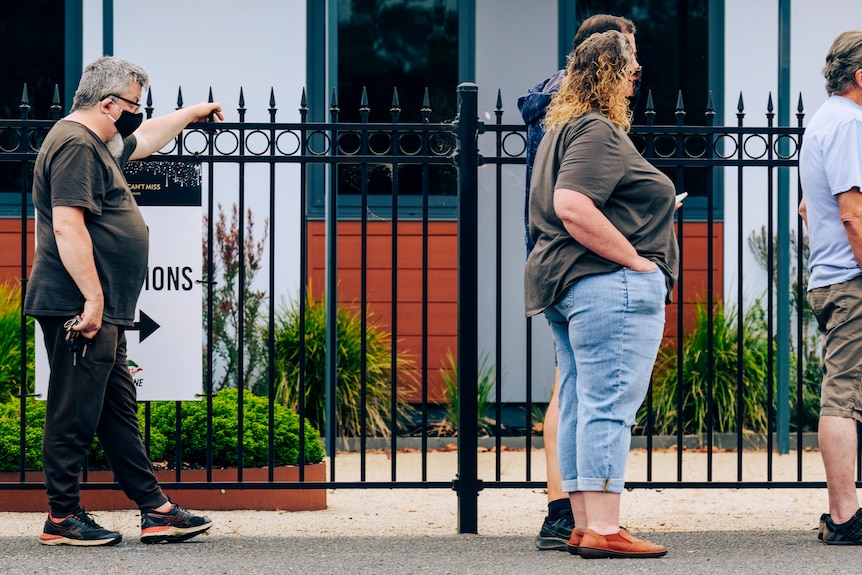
left=800, top=29, right=862, bottom=545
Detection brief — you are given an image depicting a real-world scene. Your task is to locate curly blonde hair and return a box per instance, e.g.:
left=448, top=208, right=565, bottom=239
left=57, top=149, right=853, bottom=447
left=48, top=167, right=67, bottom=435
left=544, top=30, right=634, bottom=133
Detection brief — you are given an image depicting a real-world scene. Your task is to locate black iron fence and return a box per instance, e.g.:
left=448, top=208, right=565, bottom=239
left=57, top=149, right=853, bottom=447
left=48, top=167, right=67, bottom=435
left=0, top=82, right=833, bottom=533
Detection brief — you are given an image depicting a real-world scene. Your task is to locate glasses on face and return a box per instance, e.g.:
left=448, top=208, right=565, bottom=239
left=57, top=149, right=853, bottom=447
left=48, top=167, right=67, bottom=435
left=109, top=93, right=141, bottom=113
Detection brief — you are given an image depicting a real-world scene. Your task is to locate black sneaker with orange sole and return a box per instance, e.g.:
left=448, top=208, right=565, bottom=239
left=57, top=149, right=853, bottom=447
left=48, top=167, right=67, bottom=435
left=39, top=509, right=122, bottom=546
left=140, top=503, right=212, bottom=544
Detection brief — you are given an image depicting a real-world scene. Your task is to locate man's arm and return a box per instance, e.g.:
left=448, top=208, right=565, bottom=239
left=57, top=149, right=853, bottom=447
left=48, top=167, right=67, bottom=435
left=130, top=102, right=224, bottom=160
left=838, top=187, right=862, bottom=266
left=53, top=205, right=104, bottom=336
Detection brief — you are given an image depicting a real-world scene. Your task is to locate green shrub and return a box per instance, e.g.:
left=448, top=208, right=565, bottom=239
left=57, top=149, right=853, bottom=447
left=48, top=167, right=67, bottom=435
left=640, top=300, right=770, bottom=435
left=0, top=400, right=44, bottom=472
left=0, top=390, right=323, bottom=471
left=143, top=389, right=324, bottom=467
left=438, top=349, right=497, bottom=436
left=0, top=281, right=34, bottom=403
left=273, top=286, right=415, bottom=439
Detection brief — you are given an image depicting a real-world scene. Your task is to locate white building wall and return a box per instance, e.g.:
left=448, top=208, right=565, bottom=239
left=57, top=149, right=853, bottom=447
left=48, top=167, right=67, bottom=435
left=723, top=0, right=857, bottom=306
left=475, top=0, right=557, bottom=403
left=82, top=0, right=308, bottom=302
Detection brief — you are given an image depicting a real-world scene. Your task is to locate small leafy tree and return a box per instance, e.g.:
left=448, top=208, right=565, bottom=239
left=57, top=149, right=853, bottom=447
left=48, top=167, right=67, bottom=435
left=202, top=203, right=269, bottom=394
left=272, top=286, right=415, bottom=440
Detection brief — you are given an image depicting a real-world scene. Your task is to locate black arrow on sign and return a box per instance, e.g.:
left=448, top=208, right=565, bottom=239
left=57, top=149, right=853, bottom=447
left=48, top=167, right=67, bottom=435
left=129, top=310, right=161, bottom=343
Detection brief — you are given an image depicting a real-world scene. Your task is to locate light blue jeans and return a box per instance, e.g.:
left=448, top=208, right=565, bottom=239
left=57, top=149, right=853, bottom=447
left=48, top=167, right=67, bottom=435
left=544, top=268, right=666, bottom=494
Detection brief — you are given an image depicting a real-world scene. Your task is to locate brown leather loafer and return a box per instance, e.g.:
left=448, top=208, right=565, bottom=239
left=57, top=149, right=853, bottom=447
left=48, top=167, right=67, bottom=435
left=566, top=528, right=585, bottom=555
left=578, top=528, right=667, bottom=559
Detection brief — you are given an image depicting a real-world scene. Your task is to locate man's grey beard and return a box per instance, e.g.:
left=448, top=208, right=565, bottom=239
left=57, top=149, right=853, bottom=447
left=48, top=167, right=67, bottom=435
left=106, top=132, right=124, bottom=159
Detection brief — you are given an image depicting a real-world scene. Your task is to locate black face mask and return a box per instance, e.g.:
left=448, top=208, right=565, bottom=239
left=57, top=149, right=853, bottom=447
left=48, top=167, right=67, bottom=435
left=110, top=108, right=143, bottom=138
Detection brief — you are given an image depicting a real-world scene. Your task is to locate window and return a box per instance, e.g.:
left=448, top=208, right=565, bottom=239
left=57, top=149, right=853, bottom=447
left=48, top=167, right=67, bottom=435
left=322, top=0, right=460, bottom=220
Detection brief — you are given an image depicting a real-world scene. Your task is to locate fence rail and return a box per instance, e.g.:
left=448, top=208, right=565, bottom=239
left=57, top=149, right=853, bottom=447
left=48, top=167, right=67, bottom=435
left=0, top=83, right=842, bottom=533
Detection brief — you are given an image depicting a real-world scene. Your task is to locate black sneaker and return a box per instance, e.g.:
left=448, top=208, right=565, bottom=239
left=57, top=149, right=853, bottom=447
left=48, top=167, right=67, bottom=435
left=822, top=508, right=862, bottom=545
left=39, top=509, right=122, bottom=546
left=535, top=511, right=575, bottom=551
left=140, top=503, right=213, bottom=544
left=818, top=513, right=829, bottom=540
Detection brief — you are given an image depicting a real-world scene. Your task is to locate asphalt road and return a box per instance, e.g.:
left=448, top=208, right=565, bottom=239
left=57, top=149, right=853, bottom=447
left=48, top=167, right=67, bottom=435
left=2, top=531, right=861, bottom=575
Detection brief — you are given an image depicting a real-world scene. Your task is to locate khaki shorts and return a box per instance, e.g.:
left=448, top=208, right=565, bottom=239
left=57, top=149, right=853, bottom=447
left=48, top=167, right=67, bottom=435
left=808, top=275, right=862, bottom=422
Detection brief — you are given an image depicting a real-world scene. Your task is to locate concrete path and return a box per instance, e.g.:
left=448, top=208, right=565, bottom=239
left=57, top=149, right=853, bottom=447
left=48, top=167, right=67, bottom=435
left=1, top=448, right=858, bottom=574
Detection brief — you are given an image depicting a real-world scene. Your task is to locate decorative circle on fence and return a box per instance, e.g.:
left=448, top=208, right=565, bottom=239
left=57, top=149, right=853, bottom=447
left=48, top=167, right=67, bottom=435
left=713, top=134, right=740, bottom=159
left=213, top=130, right=240, bottom=155
left=501, top=131, right=526, bottom=158
left=369, top=132, right=392, bottom=155
left=774, top=134, right=799, bottom=160
left=275, top=130, right=301, bottom=156
left=245, top=130, right=272, bottom=156
left=684, top=134, right=708, bottom=158
left=305, top=130, right=331, bottom=155
left=399, top=132, right=423, bottom=156
left=742, top=134, right=768, bottom=160
left=652, top=135, right=678, bottom=158
left=181, top=130, right=210, bottom=155
left=337, top=131, right=361, bottom=155
left=0, top=128, right=21, bottom=153
left=429, top=133, right=456, bottom=156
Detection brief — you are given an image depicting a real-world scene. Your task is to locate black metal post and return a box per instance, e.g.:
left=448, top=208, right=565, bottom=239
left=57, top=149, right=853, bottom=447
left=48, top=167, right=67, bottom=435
left=454, top=82, right=482, bottom=534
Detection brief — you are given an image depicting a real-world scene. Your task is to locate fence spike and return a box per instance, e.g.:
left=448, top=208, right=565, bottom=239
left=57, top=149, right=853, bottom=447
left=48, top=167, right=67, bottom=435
left=238, top=87, right=246, bottom=110
left=20, top=84, right=29, bottom=106
left=767, top=92, right=774, bottom=113
left=496, top=89, right=502, bottom=111
left=360, top=86, right=369, bottom=112
left=737, top=91, right=745, bottom=114
left=706, top=90, right=715, bottom=116
left=145, top=87, right=154, bottom=119
left=645, top=89, right=655, bottom=116
left=209, top=87, right=214, bottom=103
left=269, top=87, right=277, bottom=108
left=422, top=87, right=431, bottom=113
left=330, top=87, right=339, bottom=111
left=675, top=90, right=685, bottom=117
left=300, top=87, right=308, bottom=111
left=391, top=87, right=401, bottom=111
left=176, top=86, right=184, bottom=109
left=421, top=87, right=431, bottom=121
left=797, top=92, right=804, bottom=114
left=51, top=84, right=62, bottom=119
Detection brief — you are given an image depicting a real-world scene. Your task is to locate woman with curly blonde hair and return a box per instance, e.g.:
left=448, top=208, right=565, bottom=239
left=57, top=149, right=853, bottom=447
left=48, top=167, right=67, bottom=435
left=524, top=30, right=679, bottom=560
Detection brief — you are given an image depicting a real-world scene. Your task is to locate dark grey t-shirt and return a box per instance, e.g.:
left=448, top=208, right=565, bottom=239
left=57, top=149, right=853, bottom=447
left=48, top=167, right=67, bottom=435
left=24, top=120, right=148, bottom=326
left=524, top=111, right=679, bottom=316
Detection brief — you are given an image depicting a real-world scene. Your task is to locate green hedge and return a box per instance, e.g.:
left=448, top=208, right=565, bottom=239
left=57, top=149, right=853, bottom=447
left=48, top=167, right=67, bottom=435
left=0, top=389, right=324, bottom=472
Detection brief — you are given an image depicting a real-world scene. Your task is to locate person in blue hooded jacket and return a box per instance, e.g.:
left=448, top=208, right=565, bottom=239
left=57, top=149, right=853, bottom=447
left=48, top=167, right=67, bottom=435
left=517, top=14, right=639, bottom=552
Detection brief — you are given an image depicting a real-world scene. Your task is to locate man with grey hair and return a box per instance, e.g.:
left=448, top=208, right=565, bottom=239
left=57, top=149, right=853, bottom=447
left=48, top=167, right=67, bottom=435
left=24, top=56, right=223, bottom=546
left=799, top=29, right=862, bottom=544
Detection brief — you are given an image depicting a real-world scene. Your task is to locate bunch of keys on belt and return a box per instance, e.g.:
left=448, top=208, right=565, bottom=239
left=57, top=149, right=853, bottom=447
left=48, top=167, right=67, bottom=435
left=64, top=316, right=89, bottom=366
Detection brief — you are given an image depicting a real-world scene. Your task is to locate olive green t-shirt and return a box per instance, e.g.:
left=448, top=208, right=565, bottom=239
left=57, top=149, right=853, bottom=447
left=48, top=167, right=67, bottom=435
left=24, top=120, right=148, bottom=326
left=524, top=111, right=679, bottom=317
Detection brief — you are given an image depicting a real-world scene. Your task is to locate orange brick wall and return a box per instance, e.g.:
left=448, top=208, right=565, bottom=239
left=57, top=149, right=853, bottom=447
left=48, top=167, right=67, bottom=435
left=308, top=221, right=459, bottom=402
left=0, top=218, right=33, bottom=285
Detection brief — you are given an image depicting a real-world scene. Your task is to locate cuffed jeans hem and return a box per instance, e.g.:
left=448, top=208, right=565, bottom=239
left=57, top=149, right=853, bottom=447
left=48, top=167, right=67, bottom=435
left=561, top=479, right=579, bottom=493
left=577, top=477, right=625, bottom=494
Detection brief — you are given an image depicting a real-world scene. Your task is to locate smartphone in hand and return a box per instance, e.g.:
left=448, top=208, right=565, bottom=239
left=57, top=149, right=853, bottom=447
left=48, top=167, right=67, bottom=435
left=675, top=192, right=688, bottom=203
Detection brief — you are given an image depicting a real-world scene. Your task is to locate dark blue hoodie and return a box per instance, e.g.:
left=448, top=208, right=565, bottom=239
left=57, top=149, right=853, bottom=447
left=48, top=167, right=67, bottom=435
left=517, top=69, right=566, bottom=254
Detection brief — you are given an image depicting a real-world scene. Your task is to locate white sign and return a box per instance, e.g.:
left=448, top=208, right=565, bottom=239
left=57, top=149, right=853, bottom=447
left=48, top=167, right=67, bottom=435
left=36, top=161, right=203, bottom=401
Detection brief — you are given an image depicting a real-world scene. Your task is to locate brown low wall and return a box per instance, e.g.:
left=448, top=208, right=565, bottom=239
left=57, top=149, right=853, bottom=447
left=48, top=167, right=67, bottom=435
left=0, top=463, right=327, bottom=512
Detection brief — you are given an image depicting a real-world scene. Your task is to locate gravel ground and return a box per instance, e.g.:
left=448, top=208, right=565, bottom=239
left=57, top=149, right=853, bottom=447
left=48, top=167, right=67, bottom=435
left=0, top=448, right=832, bottom=538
